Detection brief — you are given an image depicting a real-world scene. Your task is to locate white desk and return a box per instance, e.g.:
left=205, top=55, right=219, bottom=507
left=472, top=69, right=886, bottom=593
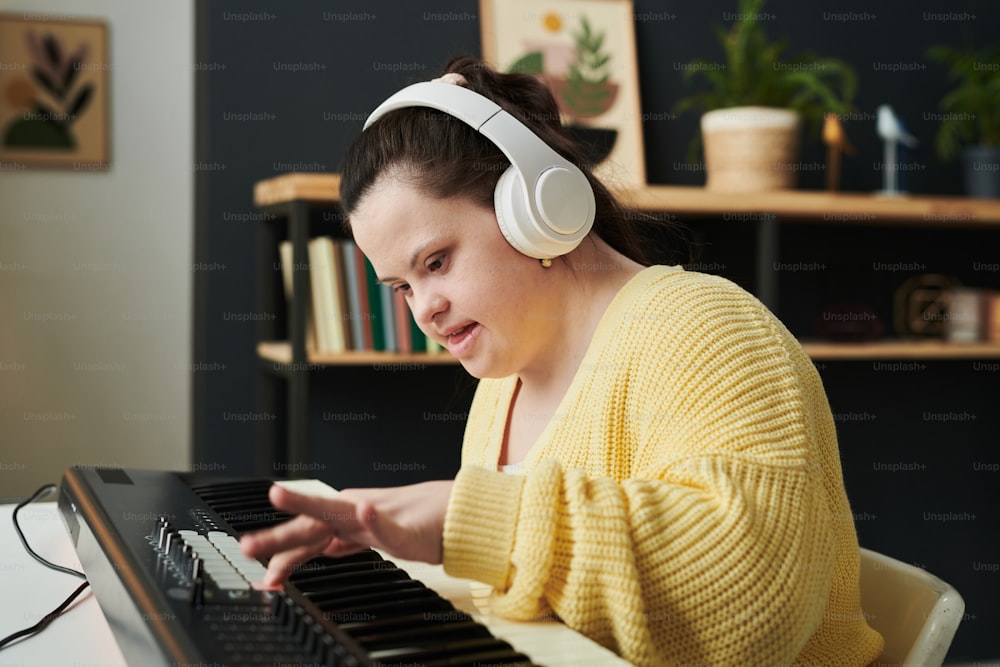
left=0, top=501, right=126, bottom=666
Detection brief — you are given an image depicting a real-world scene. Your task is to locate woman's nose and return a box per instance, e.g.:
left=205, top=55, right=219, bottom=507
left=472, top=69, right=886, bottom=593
left=412, top=289, right=448, bottom=328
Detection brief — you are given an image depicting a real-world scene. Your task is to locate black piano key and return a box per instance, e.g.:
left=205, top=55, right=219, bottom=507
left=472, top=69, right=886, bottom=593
left=297, top=576, right=425, bottom=604
left=368, top=636, right=525, bottom=665
left=429, top=653, right=536, bottom=667
left=292, top=566, right=413, bottom=593
left=329, top=600, right=455, bottom=631
left=290, top=551, right=388, bottom=575
left=290, top=558, right=399, bottom=583
left=317, top=583, right=438, bottom=615
left=338, top=609, right=472, bottom=635
left=202, top=495, right=273, bottom=509
left=188, top=479, right=294, bottom=532
left=329, top=594, right=456, bottom=625
left=353, top=619, right=492, bottom=650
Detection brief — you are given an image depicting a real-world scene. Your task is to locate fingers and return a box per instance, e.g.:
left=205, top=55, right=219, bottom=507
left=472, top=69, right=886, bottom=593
left=269, top=484, right=365, bottom=537
left=322, top=536, right=371, bottom=559
left=261, top=537, right=328, bottom=586
left=269, top=484, right=385, bottom=550
left=239, top=481, right=451, bottom=582
left=239, top=485, right=378, bottom=584
left=241, top=513, right=325, bottom=558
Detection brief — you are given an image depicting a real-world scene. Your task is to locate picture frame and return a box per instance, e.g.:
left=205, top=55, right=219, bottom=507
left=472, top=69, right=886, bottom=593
left=0, top=13, right=110, bottom=170
left=479, top=0, right=646, bottom=188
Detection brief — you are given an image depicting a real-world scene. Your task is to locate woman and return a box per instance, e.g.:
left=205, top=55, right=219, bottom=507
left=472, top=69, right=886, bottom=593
left=241, top=56, right=884, bottom=666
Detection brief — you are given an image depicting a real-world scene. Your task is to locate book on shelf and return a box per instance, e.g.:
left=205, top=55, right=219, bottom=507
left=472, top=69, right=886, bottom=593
left=341, top=241, right=374, bottom=351
left=379, top=283, right=397, bottom=352
left=278, top=240, right=317, bottom=352
left=284, top=236, right=445, bottom=356
left=393, top=289, right=412, bottom=353
left=328, top=239, right=352, bottom=351
left=363, top=256, right=386, bottom=351
left=307, top=237, right=347, bottom=353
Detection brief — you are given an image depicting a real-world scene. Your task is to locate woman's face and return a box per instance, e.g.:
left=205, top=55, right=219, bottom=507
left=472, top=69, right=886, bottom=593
left=350, top=175, right=561, bottom=379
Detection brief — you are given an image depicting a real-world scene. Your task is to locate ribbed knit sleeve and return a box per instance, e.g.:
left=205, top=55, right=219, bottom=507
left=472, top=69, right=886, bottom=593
left=443, top=267, right=884, bottom=666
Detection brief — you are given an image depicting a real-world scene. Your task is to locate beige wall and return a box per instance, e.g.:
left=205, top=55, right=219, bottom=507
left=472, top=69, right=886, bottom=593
left=0, top=0, right=194, bottom=498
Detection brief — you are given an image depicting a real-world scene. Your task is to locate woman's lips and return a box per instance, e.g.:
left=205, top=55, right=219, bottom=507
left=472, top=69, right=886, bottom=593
left=445, top=322, right=480, bottom=356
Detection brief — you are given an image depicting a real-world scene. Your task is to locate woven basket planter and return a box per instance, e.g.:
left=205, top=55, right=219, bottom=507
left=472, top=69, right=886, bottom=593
left=700, top=107, right=802, bottom=192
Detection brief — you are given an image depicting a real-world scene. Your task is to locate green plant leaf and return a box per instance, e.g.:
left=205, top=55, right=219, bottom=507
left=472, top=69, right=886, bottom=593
left=673, top=0, right=858, bottom=144
left=508, top=51, right=543, bottom=74
left=31, top=66, right=63, bottom=100
left=64, top=59, right=82, bottom=93
left=43, top=34, right=62, bottom=70
left=67, top=83, right=93, bottom=120
left=926, top=43, right=1000, bottom=159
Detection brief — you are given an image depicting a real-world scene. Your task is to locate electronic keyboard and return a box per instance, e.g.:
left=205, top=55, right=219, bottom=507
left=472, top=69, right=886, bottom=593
left=56, top=466, right=629, bottom=666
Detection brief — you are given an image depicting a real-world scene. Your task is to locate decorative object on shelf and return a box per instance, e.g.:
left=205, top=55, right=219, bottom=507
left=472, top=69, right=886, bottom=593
left=815, top=303, right=885, bottom=342
left=823, top=113, right=855, bottom=192
left=926, top=44, right=1000, bottom=199
left=673, top=0, right=856, bottom=192
left=479, top=0, right=646, bottom=187
left=699, top=106, right=801, bottom=192
left=945, top=287, right=991, bottom=343
left=893, top=274, right=962, bottom=339
left=988, top=292, right=1000, bottom=343
left=0, top=13, right=109, bottom=169
left=876, top=104, right=919, bottom=196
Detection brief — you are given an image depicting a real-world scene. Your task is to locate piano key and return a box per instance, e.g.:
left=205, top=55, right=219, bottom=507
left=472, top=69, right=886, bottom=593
left=366, top=636, right=526, bottom=663
left=316, top=583, right=440, bottom=614
left=288, top=550, right=389, bottom=576
left=302, top=577, right=432, bottom=604
left=291, top=565, right=413, bottom=591
left=325, top=595, right=457, bottom=628
left=352, top=619, right=492, bottom=649
left=289, top=557, right=399, bottom=581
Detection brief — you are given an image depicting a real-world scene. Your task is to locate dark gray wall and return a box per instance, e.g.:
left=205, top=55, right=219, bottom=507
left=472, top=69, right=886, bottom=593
left=194, top=1, right=999, bottom=659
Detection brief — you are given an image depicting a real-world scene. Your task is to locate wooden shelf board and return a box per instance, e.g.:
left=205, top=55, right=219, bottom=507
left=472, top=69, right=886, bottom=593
left=801, top=339, right=1000, bottom=360
left=254, top=173, right=342, bottom=208
left=260, top=339, right=999, bottom=365
left=252, top=173, right=1000, bottom=225
left=618, top=185, right=1000, bottom=225
left=257, top=340, right=459, bottom=366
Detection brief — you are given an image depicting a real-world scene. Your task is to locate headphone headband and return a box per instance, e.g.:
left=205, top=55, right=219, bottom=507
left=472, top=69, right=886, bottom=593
left=363, top=81, right=595, bottom=260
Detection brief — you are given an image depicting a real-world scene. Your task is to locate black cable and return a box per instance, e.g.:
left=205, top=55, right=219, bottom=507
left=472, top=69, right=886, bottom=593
left=0, top=581, right=91, bottom=649
left=11, top=484, right=85, bottom=579
left=0, top=483, right=91, bottom=650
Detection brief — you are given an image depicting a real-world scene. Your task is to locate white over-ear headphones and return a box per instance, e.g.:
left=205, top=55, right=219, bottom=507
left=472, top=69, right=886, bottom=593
left=363, top=81, right=596, bottom=260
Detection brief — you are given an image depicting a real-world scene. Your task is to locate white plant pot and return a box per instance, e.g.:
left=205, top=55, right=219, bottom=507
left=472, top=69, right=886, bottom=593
left=700, top=106, right=802, bottom=192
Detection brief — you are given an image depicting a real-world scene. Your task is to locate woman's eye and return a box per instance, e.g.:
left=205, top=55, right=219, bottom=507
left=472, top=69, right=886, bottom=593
left=393, top=283, right=411, bottom=294
left=427, top=254, right=447, bottom=272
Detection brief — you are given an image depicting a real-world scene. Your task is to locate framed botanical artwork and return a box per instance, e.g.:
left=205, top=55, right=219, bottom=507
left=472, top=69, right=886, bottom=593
left=480, top=0, right=646, bottom=188
left=0, top=14, right=110, bottom=169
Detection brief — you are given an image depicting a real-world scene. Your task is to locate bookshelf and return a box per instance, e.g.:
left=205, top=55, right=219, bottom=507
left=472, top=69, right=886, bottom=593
left=253, top=173, right=1000, bottom=466
left=254, top=175, right=463, bottom=468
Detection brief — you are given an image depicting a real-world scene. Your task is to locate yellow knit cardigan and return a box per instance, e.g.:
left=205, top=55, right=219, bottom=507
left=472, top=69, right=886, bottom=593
left=442, top=265, right=884, bottom=666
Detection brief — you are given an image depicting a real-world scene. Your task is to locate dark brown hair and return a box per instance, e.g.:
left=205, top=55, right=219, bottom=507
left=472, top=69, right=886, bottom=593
left=340, top=55, right=670, bottom=266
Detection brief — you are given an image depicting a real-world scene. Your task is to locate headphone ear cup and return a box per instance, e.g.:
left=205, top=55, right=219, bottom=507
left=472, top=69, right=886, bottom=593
left=493, top=166, right=535, bottom=257
left=494, top=165, right=595, bottom=260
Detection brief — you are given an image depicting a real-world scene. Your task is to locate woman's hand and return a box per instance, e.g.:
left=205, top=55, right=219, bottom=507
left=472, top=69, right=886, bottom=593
left=239, top=480, right=454, bottom=586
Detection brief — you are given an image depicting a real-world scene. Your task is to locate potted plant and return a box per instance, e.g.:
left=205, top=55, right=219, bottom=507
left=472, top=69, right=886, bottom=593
left=927, top=44, right=1000, bottom=198
left=674, top=0, right=857, bottom=191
